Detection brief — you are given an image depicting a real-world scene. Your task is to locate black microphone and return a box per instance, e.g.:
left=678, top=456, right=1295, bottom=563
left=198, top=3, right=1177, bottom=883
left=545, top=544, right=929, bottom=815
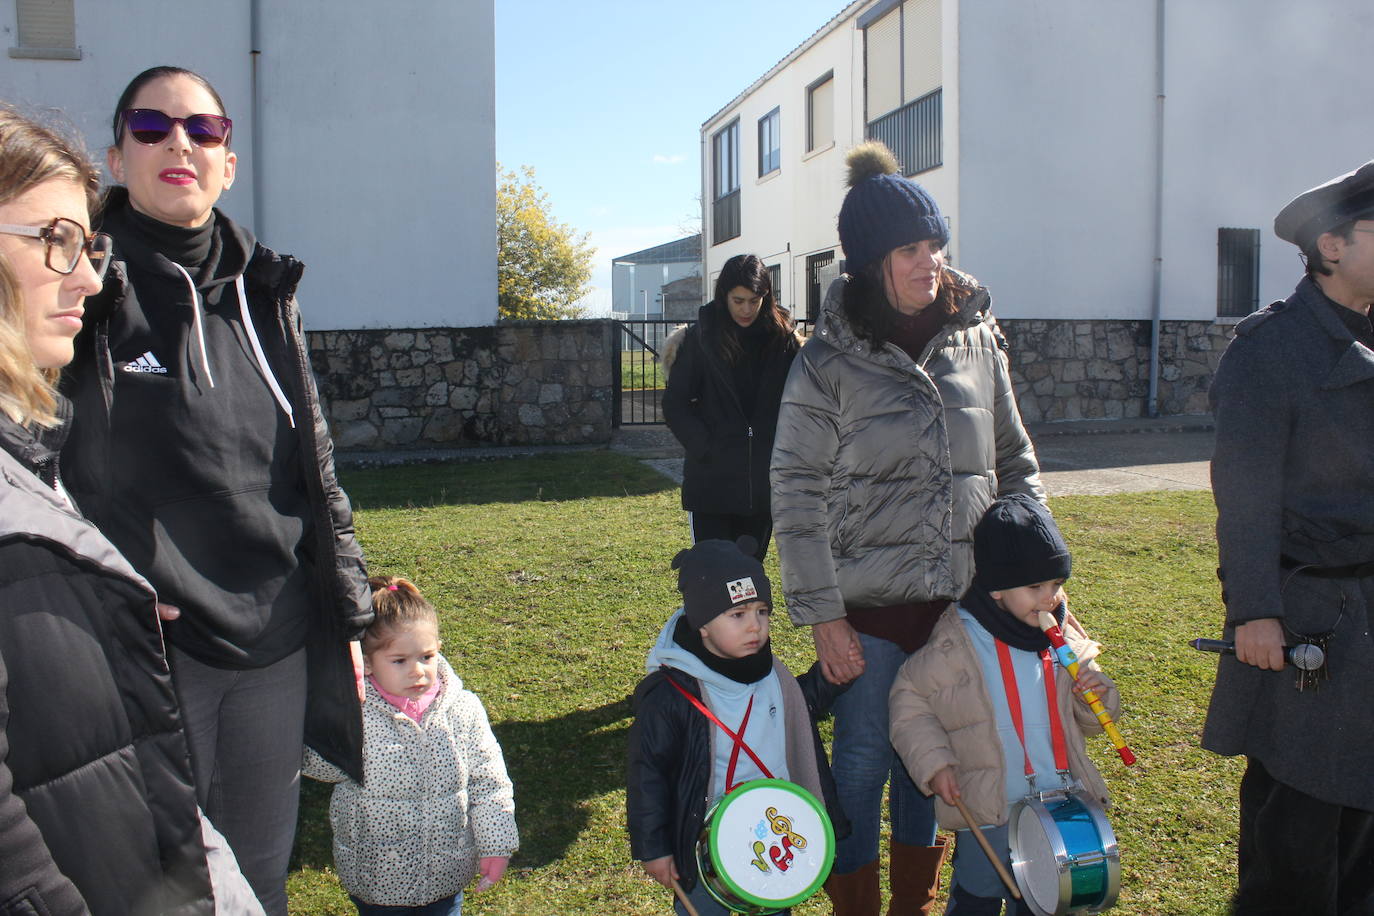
left=1190, top=638, right=1325, bottom=671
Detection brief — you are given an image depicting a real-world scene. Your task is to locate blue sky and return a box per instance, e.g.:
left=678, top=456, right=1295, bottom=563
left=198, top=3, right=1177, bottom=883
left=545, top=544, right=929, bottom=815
left=496, top=0, right=849, bottom=314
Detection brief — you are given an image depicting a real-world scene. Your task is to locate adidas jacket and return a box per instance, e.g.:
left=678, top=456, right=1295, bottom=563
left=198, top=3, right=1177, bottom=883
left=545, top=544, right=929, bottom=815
left=61, top=189, right=373, bottom=781
left=0, top=406, right=214, bottom=915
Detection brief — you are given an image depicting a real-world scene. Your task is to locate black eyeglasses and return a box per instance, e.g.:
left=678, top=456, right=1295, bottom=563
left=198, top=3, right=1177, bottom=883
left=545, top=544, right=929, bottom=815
left=119, top=108, right=232, bottom=148
left=0, top=218, right=113, bottom=280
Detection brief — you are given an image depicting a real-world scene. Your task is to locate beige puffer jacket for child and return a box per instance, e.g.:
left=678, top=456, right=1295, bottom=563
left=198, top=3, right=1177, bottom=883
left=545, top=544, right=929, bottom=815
left=889, top=607, right=1119, bottom=830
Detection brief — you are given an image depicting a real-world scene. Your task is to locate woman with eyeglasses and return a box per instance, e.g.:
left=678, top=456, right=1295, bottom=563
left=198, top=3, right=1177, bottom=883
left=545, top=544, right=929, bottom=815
left=60, top=66, right=372, bottom=914
left=0, top=104, right=225, bottom=913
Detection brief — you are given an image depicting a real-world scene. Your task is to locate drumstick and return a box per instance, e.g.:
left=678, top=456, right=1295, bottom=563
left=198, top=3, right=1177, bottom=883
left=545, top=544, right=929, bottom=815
left=671, top=878, right=702, bottom=916
left=951, top=797, right=1021, bottom=901
left=1038, top=611, right=1137, bottom=767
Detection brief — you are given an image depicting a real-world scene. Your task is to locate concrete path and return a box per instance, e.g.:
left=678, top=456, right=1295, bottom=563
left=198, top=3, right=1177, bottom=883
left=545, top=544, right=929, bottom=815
left=613, top=417, right=1215, bottom=498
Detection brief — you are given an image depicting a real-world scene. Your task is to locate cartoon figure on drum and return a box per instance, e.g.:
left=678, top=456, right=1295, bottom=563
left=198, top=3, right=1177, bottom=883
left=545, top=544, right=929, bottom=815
left=628, top=538, right=849, bottom=915
left=890, top=497, right=1123, bottom=915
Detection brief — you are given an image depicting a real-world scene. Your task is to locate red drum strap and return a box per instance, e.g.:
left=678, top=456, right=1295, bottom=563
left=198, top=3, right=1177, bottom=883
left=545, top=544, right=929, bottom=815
left=665, top=674, right=775, bottom=788
left=994, top=641, right=1069, bottom=780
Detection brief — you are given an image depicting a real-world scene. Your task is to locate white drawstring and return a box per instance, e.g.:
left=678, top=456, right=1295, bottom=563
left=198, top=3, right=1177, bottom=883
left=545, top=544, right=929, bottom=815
left=170, top=262, right=215, bottom=388
left=235, top=275, right=296, bottom=429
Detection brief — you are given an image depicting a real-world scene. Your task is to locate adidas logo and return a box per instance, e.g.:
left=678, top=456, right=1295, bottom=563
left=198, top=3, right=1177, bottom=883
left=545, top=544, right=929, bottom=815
left=122, top=351, right=168, bottom=374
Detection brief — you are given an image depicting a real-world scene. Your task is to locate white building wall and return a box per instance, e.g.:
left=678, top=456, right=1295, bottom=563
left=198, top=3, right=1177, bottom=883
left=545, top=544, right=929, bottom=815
left=1157, top=0, right=1374, bottom=319
left=957, top=0, right=1157, bottom=321
left=0, top=0, right=496, bottom=330
left=703, top=7, right=867, bottom=316
left=706, top=0, right=1374, bottom=326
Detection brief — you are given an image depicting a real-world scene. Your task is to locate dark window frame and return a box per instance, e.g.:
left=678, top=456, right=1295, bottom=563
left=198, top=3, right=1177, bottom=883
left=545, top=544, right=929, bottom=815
left=806, top=71, right=835, bottom=153
left=711, top=119, right=741, bottom=246
left=758, top=107, right=781, bottom=177
left=1217, top=227, right=1261, bottom=318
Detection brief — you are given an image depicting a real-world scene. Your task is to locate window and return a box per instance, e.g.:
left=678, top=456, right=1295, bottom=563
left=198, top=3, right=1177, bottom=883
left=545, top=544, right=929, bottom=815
left=10, top=0, right=81, bottom=60
left=860, top=0, right=941, bottom=174
left=806, top=251, right=838, bottom=322
left=1217, top=228, right=1260, bottom=318
left=711, top=120, right=740, bottom=245
left=758, top=107, right=780, bottom=177
left=768, top=264, right=783, bottom=312
left=806, top=73, right=834, bottom=153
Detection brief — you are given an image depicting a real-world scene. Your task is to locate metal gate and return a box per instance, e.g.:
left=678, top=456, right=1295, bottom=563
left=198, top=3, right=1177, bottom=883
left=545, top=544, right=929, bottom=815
left=612, top=318, right=688, bottom=426
left=611, top=317, right=816, bottom=426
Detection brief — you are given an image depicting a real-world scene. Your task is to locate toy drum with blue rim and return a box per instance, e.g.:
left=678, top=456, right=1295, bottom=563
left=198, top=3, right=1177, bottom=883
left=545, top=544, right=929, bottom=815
left=695, top=779, right=835, bottom=915
left=1009, top=787, right=1120, bottom=915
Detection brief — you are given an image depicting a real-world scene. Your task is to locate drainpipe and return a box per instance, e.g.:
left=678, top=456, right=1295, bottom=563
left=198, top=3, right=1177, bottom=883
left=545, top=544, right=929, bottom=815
left=1146, top=0, right=1166, bottom=417
left=249, top=0, right=265, bottom=237
left=700, top=130, right=709, bottom=301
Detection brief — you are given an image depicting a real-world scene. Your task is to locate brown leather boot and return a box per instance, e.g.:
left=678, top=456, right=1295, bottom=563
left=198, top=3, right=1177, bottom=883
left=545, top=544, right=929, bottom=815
left=885, top=836, right=951, bottom=915
left=823, top=858, right=881, bottom=916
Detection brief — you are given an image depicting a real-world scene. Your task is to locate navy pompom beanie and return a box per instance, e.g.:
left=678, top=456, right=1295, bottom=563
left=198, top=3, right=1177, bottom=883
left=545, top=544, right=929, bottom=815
left=837, top=141, right=948, bottom=274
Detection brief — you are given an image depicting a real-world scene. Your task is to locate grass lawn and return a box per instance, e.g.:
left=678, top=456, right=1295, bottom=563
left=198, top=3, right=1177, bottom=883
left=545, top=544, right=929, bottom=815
left=620, top=351, right=666, bottom=392
left=287, top=452, right=1238, bottom=915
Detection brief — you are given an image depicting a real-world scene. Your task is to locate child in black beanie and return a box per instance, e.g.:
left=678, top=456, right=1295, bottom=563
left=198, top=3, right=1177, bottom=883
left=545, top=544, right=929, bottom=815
left=888, top=496, right=1122, bottom=915
left=626, top=538, right=847, bottom=916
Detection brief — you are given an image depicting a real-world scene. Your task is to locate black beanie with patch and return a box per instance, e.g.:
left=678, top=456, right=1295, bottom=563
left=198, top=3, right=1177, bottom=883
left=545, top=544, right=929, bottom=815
left=672, top=537, right=772, bottom=630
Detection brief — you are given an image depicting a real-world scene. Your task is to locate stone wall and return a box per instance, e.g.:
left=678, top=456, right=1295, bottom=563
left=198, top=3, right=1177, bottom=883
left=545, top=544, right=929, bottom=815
left=305, top=316, right=1233, bottom=453
left=307, top=320, right=615, bottom=450
left=1000, top=318, right=1233, bottom=421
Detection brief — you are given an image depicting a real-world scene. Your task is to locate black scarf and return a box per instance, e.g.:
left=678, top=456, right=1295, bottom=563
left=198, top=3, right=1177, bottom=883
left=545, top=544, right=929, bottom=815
left=124, top=203, right=215, bottom=279
left=961, top=584, right=1064, bottom=652
left=673, top=615, right=774, bottom=684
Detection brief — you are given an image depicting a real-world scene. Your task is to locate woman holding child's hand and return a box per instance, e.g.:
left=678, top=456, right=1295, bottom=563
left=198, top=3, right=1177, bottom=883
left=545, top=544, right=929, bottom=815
left=770, top=141, right=1042, bottom=913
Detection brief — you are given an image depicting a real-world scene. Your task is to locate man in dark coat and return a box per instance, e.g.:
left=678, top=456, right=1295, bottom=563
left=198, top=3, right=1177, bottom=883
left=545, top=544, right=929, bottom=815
left=1203, top=160, right=1374, bottom=914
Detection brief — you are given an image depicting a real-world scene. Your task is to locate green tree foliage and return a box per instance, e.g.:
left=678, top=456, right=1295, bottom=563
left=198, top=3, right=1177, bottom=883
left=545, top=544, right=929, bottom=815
left=497, top=164, right=594, bottom=320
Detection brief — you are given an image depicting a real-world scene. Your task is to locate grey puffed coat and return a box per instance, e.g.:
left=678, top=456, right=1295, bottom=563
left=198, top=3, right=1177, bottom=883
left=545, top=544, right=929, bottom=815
left=770, top=270, right=1042, bottom=625
left=1203, top=276, right=1374, bottom=812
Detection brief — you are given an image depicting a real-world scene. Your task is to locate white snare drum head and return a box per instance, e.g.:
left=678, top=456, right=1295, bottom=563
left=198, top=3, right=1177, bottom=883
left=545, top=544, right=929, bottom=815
left=1011, top=799, right=1066, bottom=916
left=704, top=779, right=835, bottom=909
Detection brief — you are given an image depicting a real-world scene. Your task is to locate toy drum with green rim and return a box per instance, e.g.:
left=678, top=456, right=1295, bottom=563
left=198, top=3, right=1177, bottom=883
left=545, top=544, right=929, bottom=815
left=1009, top=787, right=1120, bottom=915
left=695, top=778, right=835, bottom=915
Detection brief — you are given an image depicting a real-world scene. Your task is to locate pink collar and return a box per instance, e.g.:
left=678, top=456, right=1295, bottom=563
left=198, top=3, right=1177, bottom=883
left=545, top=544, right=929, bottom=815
left=369, top=674, right=442, bottom=724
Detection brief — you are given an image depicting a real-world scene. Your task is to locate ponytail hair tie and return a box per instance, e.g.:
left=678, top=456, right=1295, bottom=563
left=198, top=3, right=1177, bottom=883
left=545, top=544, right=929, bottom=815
left=388, top=584, right=399, bottom=591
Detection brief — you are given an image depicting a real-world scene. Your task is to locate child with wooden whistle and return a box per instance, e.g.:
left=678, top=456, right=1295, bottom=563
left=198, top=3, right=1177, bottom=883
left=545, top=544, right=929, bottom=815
left=889, top=495, right=1121, bottom=915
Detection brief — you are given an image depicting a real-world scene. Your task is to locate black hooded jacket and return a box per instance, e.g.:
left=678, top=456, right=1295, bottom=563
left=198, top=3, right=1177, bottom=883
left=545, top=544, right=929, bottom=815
left=662, top=303, right=798, bottom=515
left=0, top=404, right=213, bottom=914
left=60, top=189, right=372, bottom=780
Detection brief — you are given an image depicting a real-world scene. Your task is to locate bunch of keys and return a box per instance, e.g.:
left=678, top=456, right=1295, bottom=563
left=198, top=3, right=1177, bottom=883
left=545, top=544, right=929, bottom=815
left=1287, top=630, right=1331, bottom=692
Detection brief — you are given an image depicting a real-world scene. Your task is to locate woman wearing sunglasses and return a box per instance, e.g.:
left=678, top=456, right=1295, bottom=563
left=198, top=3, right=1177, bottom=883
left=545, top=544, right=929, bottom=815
left=60, top=66, right=372, bottom=915
left=0, top=104, right=224, bottom=913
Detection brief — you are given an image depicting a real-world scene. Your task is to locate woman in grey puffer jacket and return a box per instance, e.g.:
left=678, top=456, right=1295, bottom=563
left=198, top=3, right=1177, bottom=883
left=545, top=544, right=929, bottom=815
left=770, top=141, right=1042, bottom=915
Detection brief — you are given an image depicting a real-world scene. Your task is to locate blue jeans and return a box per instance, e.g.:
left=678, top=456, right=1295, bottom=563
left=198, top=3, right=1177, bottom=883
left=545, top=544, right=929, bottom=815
left=350, top=891, right=462, bottom=915
left=945, top=826, right=1032, bottom=915
left=830, top=632, right=937, bottom=873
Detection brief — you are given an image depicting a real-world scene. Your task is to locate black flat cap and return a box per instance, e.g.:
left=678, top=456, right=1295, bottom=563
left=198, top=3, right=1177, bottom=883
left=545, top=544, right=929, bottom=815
left=1275, top=160, right=1374, bottom=249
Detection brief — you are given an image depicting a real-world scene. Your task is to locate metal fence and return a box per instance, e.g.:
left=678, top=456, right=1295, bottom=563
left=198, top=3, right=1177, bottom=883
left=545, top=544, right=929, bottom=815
left=612, top=318, right=814, bottom=427
left=867, top=88, right=943, bottom=176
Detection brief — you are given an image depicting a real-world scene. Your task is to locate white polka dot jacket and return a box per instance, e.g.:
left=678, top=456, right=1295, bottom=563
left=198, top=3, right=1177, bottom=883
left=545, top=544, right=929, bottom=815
left=303, top=655, right=518, bottom=906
